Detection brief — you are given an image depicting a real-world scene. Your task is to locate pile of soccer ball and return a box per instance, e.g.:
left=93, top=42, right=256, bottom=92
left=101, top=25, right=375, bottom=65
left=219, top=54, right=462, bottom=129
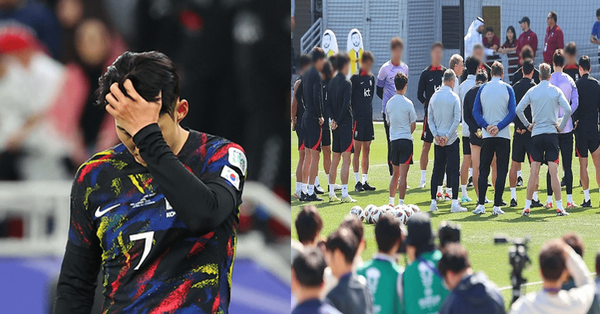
left=349, top=204, right=420, bottom=225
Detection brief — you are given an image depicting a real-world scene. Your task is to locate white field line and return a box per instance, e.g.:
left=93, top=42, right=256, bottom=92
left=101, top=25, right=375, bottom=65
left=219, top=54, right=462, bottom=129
left=497, top=272, right=597, bottom=291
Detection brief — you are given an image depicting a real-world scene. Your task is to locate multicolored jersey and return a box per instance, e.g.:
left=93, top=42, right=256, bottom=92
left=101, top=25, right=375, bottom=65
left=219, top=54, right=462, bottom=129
left=68, top=130, right=244, bottom=313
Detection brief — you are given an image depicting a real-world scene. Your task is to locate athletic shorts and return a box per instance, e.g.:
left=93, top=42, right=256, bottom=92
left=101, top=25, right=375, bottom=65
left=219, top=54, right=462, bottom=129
left=462, top=136, right=471, bottom=155
left=391, top=139, right=414, bottom=165
left=469, top=134, right=483, bottom=147
left=512, top=131, right=531, bottom=163
left=575, top=130, right=600, bottom=158
left=322, top=122, right=331, bottom=146
left=302, top=117, right=322, bottom=151
left=296, top=124, right=305, bottom=150
left=332, top=124, right=354, bottom=153
left=530, top=133, right=559, bottom=163
left=421, top=115, right=434, bottom=143
left=353, top=119, right=374, bottom=141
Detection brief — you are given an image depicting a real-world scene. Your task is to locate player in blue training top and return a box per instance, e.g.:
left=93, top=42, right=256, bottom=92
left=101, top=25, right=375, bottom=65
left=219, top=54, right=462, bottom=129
left=53, top=51, right=246, bottom=314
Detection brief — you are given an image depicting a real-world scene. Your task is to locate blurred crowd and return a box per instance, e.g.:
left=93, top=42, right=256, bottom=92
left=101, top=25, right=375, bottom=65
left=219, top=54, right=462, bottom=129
left=291, top=205, right=600, bottom=314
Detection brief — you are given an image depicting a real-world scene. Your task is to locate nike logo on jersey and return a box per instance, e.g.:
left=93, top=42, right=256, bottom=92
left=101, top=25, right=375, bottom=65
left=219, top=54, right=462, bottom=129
left=95, top=204, right=120, bottom=218
left=360, top=81, right=365, bottom=84
left=429, top=78, right=434, bottom=82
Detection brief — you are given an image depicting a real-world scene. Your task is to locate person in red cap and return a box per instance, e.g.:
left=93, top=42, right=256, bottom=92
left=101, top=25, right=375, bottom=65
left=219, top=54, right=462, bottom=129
left=543, top=11, right=564, bottom=65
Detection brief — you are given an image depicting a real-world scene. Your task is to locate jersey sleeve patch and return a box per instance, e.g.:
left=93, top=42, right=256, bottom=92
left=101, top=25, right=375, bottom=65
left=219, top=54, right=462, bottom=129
left=227, top=147, right=247, bottom=175
left=220, top=165, right=241, bottom=190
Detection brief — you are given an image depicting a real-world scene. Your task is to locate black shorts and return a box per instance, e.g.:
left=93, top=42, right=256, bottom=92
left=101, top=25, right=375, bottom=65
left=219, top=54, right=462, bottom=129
left=322, top=122, right=331, bottom=146
left=296, top=124, right=304, bottom=150
left=575, top=130, right=600, bottom=158
left=469, top=134, right=483, bottom=147
left=530, top=133, right=559, bottom=163
left=353, top=119, right=374, bottom=141
left=391, top=139, right=414, bottom=165
left=302, top=117, right=322, bottom=151
left=512, top=131, right=531, bottom=163
left=332, top=124, right=354, bottom=153
left=421, top=115, right=434, bottom=143
left=462, top=136, right=471, bottom=155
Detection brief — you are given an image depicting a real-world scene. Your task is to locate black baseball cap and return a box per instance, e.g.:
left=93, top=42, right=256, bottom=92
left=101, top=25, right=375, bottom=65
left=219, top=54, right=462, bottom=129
left=519, top=17, right=530, bottom=25
left=404, top=213, right=435, bottom=247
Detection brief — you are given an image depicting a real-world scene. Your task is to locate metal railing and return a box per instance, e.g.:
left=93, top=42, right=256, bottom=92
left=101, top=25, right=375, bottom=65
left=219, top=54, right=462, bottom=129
left=300, top=18, right=322, bottom=54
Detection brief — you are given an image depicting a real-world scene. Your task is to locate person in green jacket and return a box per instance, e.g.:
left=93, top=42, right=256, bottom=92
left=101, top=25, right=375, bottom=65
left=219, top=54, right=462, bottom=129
left=357, top=213, right=404, bottom=314
left=401, top=213, right=449, bottom=314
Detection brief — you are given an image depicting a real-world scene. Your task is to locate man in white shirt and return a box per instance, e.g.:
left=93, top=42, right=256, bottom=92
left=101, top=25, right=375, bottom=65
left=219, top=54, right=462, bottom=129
left=458, top=56, right=479, bottom=202
left=510, top=239, right=596, bottom=314
left=385, top=72, right=417, bottom=206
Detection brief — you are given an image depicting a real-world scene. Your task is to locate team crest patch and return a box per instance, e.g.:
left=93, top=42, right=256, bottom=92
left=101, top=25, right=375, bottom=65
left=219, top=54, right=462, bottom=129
left=221, top=165, right=241, bottom=190
left=228, top=147, right=247, bottom=175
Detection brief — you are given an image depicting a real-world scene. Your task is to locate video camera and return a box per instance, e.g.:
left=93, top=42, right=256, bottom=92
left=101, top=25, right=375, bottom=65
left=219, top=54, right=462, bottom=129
left=438, top=221, right=461, bottom=248
left=494, top=235, right=531, bottom=304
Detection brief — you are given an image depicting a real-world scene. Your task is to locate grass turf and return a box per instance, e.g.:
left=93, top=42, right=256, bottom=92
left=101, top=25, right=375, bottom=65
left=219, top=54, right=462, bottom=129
left=291, top=122, right=600, bottom=308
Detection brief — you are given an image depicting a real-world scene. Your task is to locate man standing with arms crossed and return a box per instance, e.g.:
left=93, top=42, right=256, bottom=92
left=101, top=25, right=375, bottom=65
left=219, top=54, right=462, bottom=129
left=543, top=11, right=564, bottom=66
left=427, top=69, right=466, bottom=213
left=575, top=56, right=600, bottom=208
left=351, top=51, right=376, bottom=192
left=328, top=54, right=357, bottom=203
left=418, top=42, right=446, bottom=189
left=517, top=63, right=572, bottom=217
left=302, top=47, right=326, bottom=202
left=376, top=37, right=408, bottom=177
left=545, top=49, right=579, bottom=210
left=472, top=62, right=517, bottom=215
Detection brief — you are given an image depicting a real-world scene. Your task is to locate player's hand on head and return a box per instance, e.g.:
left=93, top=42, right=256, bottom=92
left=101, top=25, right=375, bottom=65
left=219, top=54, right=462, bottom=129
left=105, top=79, right=161, bottom=136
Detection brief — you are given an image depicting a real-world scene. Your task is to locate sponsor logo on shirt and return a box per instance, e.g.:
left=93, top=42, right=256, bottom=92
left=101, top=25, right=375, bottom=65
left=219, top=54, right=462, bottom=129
left=364, top=88, right=371, bottom=97
left=221, top=165, right=241, bottom=190
left=228, top=147, right=247, bottom=175
left=130, top=193, right=156, bottom=209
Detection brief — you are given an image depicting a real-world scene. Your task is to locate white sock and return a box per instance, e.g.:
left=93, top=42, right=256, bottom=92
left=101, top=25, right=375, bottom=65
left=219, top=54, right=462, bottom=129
left=302, top=183, right=308, bottom=194
left=533, top=191, right=539, bottom=201
left=446, top=187, right=452, bottom=196
left=431, top=199, right=437, bottom=205
left=437, top=186, right=443, bottom=194
left=326, top=174, right=330, bottom=184
left=443, top=174, right=447, bottom=185
left=295, top=182, right=302, bottom=194
left=556, top=199, right=564, bottom=210
left=562, top=170, right=565, bottom=177
left=354, top=172, right=360, bottom=183
left=342, top=185, right=348, bottom=197
left=399, top=199, right=404, bottom=205
left=308, top=184, right=315, bottom=195
left=329, top=184, right=335, bottom=196
left=584, top=189, right=590, bottom=201
left=452, top=199, right=459, bottom=207
left=525, top=199, right=531, bottom=210
left=517, top=170, right=522, bottom=177
left=389, top=197, right=395, bottom=206
left=362, top=174, right=368, bottom=183
left=547, top=195, right=553, bottom=203
left=314, top=175, right=320, bottom=186
left=567, top=194, right=573, bottom=203
left=509, top=188, right=515, bottom=200
left=421, top=170, right=426, bottom=182
left=469, top=168, right=473, bottom=177
left=461, top=185, right=468, bottom=197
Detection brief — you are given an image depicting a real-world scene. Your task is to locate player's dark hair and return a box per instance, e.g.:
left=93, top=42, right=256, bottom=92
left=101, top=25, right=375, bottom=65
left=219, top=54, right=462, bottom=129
left=438, top=243, right=471, bottom=277
left=322, top=60, right=334, bottom=80
left=394, top=72, right=408, bottom=91
left=553, top=49, right=565, bottom=67
left=522, top=58, right=534, bottom=76
left=562, top=233, right=584, bottom=257
left=298, top=54, right=311, bottom=70
left=564, top=42, right=577, bottom=57
left=390, top=37, right=404, bottom=50
left=597, top=8, right=600, bottom=17
left=97, top=51, right=180, bottom=116
left=335, top=53, right=350, bottom=72
left=312, top=47, right=325, bottom=62
left=361, top=50, right=374, bottom=63
left=329, top=54, right=338, bottom=71
left=539, top=240, right=566, bottom=281
left=465, top=56, right=480, bottom=75
left=579, top=55, right=591, bottom=71
left=295, top=206, right=324, bottom=245
left=475, top=72, right=488, bottom=83
left=505, top=25, right=516, bottom=45
left=326, top=227, right=358, bottom=264
left=485, top=26, right=494, bottom=34
left=491, top=61, right=503, bottom=77
left=520, top=45, right=534, bottom=60
left=375, top=214, right=402, bottom=253
left=292, top=247, right=327, bottom=287
left=549, top=11, right=557, bottom=23
left=431, top=42, right=444, bottom=50
left=340, top=215, right=364, bottom=242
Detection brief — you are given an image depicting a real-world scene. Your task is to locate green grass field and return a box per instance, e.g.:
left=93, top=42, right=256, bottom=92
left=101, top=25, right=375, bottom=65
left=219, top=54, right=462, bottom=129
left=291, top=122, right=600, bottom=307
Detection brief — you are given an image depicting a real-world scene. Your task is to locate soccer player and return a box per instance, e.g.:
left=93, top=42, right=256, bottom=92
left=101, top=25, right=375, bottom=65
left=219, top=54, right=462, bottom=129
left=509, top=59, right=540, bottom=208
left=459, top=56, right=479, bottom=201
left=472, top=61, right=517, bottom=215
left=386, top=72, right=417, bottom=206
left=54, top=51, right=246, bottom=313
left=563, top=42, right=579, bottom=81
left=376, top=37, right=408, bottom=177
left=328, top=54, right=356, bottom=203
left=351, top=51, right=376, bottom=192
left=450, top=54, right=470, bottom=200
left=512, top=46, right=541, bottom=85
left=463, top=72, right=489, bottom=206
left=302, top=47, right=326, bottom=202
left=293, top=54, right=312, bottom=199
left=543, top=11, right=564, bottom=65
left=516, top=63, right=572, bottom=216
left=321, top=60, right=336, bottom=194
left=357, top=214, right=404, bottom=314
left=546, top=49, right=579, bottom=209
left=427, top=69, right=466, bottom=213
left=575, top=56, right=600, bottom=207
left=417, top=42, right=446, bottom=189
left=461, top=44, right=491, bottom=82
